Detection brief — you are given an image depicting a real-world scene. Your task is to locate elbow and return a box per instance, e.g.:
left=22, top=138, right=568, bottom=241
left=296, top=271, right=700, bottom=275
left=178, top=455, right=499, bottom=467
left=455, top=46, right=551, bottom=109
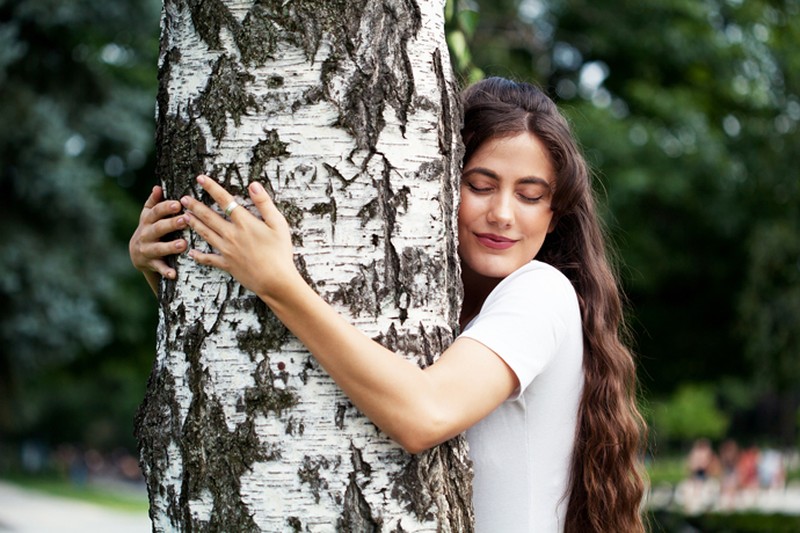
left=390, top=407, right=455, bottom=455
left=396, top=436, right=431, bottom=455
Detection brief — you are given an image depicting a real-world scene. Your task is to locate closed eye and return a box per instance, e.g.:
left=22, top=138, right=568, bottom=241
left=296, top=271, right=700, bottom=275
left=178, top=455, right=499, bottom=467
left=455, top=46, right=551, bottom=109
left=518, top=193, right=544, bottom=203
left=466, top=182, right=493, bottom=194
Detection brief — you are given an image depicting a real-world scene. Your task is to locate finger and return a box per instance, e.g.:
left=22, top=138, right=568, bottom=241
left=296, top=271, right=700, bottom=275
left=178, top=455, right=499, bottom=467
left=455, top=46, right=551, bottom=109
left=144, top=214, right=188, bottom=242
left=188, top=248, right=228, bottom=270
left=142, top=238, right=187, bottom=260
left=180, top=193, right=230, bottom=237
left=195, top=174, right=238, bottom=214
left=150, top=258, right=178, bottom=280
left=143, top=185, right=164, bottom=209
left=248, top=181, right=283, bottom=227
left=146, top=200, right=183, bottom=225
left=184, top=210, right=224, bottom=250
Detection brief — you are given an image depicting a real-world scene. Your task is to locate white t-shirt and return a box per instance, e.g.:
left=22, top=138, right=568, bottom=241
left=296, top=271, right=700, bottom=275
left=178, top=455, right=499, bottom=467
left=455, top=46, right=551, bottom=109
left=458, top=260, right=584, bottom=532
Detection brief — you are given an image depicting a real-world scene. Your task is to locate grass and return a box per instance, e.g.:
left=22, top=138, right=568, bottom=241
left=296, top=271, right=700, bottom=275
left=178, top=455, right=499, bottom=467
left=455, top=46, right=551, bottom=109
left=2, top=473, right=149, bottom=513
left=646, top=454, right=687, bottom=485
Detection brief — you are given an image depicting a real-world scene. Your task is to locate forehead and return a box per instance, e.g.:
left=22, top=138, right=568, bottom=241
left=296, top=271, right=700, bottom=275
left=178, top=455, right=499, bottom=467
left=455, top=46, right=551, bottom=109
left=465, top=132, right=555, bottom=183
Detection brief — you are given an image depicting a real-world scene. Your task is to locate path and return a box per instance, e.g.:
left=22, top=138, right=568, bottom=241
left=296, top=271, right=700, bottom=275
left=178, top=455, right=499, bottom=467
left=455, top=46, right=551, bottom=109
left=0, top=481, right=151, bottom=533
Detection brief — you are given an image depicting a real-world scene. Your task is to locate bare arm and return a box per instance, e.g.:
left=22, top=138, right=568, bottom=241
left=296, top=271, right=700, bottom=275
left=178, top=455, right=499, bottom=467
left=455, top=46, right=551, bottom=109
left=183, top=176, right=518, bottom=453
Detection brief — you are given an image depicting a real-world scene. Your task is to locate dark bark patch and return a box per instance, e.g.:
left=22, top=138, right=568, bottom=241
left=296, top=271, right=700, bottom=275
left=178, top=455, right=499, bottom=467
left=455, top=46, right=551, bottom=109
left=247, top=129, right=290, bottom=183
left=309, top=197, right=337, bottom=225
left=275, top=200, right=304, bottom=246
left=357, top=198, right=380, bottom=227
left=391, top=453, right=435, bottom=523
left=391, top=443, right=475, bottom=532
left=156, top=113, right=208, bottom=203
left=235, top=4, right=280, bottom=66
left=185, top=0, right=238, bottom=51
left=234, top=296, right=290, bottom=356
left=330, top=263, right=384, bottom=318
left=241, top=357, right=299, bottom=418
left=196, top=55, right=258, bottom=143
left=287, top=516, right=303, bottom=532
left=339, top=471, right=380, bottom=531
left=179, top=320, right=279, bottom=531
left=135, top=361, right=183, bottom=529
left=298, top=455, right=332, bottom=504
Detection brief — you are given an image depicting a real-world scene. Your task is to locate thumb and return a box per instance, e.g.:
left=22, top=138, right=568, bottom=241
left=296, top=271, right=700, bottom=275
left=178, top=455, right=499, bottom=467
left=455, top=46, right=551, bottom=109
left=249, top=181, right=280, bottom=223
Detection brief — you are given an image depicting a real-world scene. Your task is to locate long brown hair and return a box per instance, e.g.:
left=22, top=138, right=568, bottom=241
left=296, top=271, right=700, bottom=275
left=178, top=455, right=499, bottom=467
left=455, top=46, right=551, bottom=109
left=461, top=77, right=647, bottom=532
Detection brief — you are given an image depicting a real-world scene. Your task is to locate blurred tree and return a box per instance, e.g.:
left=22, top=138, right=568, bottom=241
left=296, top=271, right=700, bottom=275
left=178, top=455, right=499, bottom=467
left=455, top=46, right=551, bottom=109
left=463, top=0, right=800, bottom=441
left=0, top=0, right=160, bottom=447
left=651, top=383, right=730, bottom=446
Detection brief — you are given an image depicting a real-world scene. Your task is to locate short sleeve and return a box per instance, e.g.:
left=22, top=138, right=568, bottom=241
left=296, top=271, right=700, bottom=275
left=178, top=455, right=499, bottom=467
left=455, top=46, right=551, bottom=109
left=458, top=262, right=579, bottom=399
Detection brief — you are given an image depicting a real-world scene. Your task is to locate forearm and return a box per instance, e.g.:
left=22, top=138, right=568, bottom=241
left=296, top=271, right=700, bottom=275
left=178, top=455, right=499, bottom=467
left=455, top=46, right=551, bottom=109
left=143, top=270, right=160, bottom=296
left=257, top=275, right=448, bottom=451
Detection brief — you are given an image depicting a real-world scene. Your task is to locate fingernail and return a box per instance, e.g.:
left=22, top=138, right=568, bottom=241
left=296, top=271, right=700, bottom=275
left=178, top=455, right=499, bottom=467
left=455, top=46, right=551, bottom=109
left=196, top=175, right=206, bottom=184
left=180, top=196, right=190, bottom=206
left=174, top=240, right=184, bottom=249
left=171, top=202, right=181, bottom=211
left=167, top=270, right=176, bottom=279
left=250, top=182, right=264, bottom=194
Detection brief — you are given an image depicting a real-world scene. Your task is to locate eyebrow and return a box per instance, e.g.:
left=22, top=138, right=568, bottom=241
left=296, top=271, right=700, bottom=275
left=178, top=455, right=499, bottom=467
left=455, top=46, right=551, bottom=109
left=461, top=167, right=552, bottom=189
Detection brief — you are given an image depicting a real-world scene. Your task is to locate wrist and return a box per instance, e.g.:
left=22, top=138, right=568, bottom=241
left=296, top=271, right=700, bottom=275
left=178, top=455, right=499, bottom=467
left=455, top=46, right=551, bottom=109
left=255, top=267, right=309, bottom=310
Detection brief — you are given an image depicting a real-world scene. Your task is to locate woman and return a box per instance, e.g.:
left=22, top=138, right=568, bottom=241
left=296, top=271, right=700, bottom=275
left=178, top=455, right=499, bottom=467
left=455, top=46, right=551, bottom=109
left=130, top=77, right=647, bottom=532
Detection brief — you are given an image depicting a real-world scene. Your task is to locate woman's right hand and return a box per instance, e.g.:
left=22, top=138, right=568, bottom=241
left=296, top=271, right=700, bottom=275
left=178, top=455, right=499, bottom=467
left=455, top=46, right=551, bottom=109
left=129, top=185, right=188, bottom=294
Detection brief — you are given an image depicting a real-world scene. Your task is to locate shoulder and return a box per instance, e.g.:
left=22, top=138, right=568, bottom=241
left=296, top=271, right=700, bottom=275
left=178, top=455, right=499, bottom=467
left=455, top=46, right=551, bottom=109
left=459, top=261, right=581, bottom=394
left=487, top=261, right=578, bottom=311
left=465, top=260, right=580, bottom=337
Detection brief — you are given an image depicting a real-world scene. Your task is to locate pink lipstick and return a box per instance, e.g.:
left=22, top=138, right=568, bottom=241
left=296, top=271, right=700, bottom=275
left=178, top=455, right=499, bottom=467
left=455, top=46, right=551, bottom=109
left=475, top=233, right=517, bottom=250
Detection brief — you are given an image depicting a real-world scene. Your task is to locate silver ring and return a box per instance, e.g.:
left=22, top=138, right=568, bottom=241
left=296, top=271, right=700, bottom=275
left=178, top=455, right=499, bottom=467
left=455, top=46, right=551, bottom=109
left=223, top=200, right=239, bottom=217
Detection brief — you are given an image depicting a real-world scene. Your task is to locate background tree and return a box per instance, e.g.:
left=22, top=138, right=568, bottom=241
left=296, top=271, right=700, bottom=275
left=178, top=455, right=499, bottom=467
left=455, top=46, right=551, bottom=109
left=134, top=0, right=472, bottom=530
left=0, top=0, right=160, bottom=450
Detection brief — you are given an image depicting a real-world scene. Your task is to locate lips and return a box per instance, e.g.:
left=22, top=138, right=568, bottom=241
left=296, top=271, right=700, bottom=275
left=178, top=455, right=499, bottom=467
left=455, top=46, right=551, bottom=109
left=475, top=232, right=517, bottom=250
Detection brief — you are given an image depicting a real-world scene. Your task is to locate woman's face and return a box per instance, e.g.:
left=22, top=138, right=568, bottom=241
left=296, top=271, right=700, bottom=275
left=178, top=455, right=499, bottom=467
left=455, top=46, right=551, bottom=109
left=457, top=132, right=556, bottom=286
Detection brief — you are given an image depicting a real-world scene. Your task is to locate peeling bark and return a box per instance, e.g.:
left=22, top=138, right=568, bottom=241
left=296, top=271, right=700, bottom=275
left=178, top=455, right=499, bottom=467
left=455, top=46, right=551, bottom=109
left=135, top=0, right=471, bottom=530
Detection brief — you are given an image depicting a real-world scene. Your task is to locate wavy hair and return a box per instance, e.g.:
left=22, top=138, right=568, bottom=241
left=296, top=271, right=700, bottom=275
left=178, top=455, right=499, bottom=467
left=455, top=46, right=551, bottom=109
left=461, top=77, right=647, bottom=533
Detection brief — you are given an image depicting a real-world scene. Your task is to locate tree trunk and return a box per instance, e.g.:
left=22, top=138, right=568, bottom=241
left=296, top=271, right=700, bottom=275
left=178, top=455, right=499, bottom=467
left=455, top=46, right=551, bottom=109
left=134, top=0, right=472, bottom=531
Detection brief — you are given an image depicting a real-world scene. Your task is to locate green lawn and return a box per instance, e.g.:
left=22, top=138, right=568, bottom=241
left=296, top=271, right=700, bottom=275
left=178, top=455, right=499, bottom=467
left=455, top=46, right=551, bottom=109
left=647, top=455, right=687, bottom=485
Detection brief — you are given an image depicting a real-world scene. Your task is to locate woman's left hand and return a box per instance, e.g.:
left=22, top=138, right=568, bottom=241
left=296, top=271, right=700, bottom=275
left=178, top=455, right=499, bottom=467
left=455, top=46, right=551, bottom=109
left=181, top=175, right=299, bottom=298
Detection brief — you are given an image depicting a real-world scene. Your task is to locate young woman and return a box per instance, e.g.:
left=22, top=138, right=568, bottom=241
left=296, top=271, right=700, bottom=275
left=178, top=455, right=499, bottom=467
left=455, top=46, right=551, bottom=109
left=130, top=77, right=647, bottom=532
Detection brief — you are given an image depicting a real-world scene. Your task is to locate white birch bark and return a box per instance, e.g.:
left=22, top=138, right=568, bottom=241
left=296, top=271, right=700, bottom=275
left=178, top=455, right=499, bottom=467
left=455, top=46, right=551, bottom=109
left=135, top=0, right=472, bottom=531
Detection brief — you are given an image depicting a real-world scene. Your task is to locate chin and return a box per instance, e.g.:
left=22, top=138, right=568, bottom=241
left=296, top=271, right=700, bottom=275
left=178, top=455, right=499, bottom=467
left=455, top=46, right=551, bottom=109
left=466, top=260, right=521, bottom=281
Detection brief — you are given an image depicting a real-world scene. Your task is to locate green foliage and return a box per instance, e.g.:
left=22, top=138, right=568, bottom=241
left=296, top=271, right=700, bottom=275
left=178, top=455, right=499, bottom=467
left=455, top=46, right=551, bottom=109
left=0, top=0, right=160, bottom=444
left=445, top=0, right=484, bottom=84
left=651, top=383, right=730, bottom=444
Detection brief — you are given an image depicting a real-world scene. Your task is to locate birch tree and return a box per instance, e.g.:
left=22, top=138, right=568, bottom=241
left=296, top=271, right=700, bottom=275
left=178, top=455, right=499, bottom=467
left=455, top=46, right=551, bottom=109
left=134, top=0, right=472, bottom=530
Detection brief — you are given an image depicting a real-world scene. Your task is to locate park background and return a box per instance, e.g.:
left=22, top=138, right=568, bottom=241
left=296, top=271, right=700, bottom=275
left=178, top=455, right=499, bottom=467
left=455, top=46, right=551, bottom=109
left=0, top=0, right=798, bottom=530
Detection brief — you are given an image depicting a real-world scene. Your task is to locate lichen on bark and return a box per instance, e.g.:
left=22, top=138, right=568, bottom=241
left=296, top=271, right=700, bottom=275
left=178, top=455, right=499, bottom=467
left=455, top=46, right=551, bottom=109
left=179, top=321, right=276, bottom=531
left=196, top=55, right=258, bottom=143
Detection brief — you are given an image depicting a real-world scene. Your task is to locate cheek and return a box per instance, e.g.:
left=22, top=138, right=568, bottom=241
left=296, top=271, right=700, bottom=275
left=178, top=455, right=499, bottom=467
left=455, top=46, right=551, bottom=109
left=457, top=191, right=481, bottom=222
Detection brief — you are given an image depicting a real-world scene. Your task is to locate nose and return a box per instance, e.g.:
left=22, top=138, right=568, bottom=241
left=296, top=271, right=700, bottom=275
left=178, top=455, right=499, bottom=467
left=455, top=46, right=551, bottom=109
left=487, top=192, right=514, bottom=227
